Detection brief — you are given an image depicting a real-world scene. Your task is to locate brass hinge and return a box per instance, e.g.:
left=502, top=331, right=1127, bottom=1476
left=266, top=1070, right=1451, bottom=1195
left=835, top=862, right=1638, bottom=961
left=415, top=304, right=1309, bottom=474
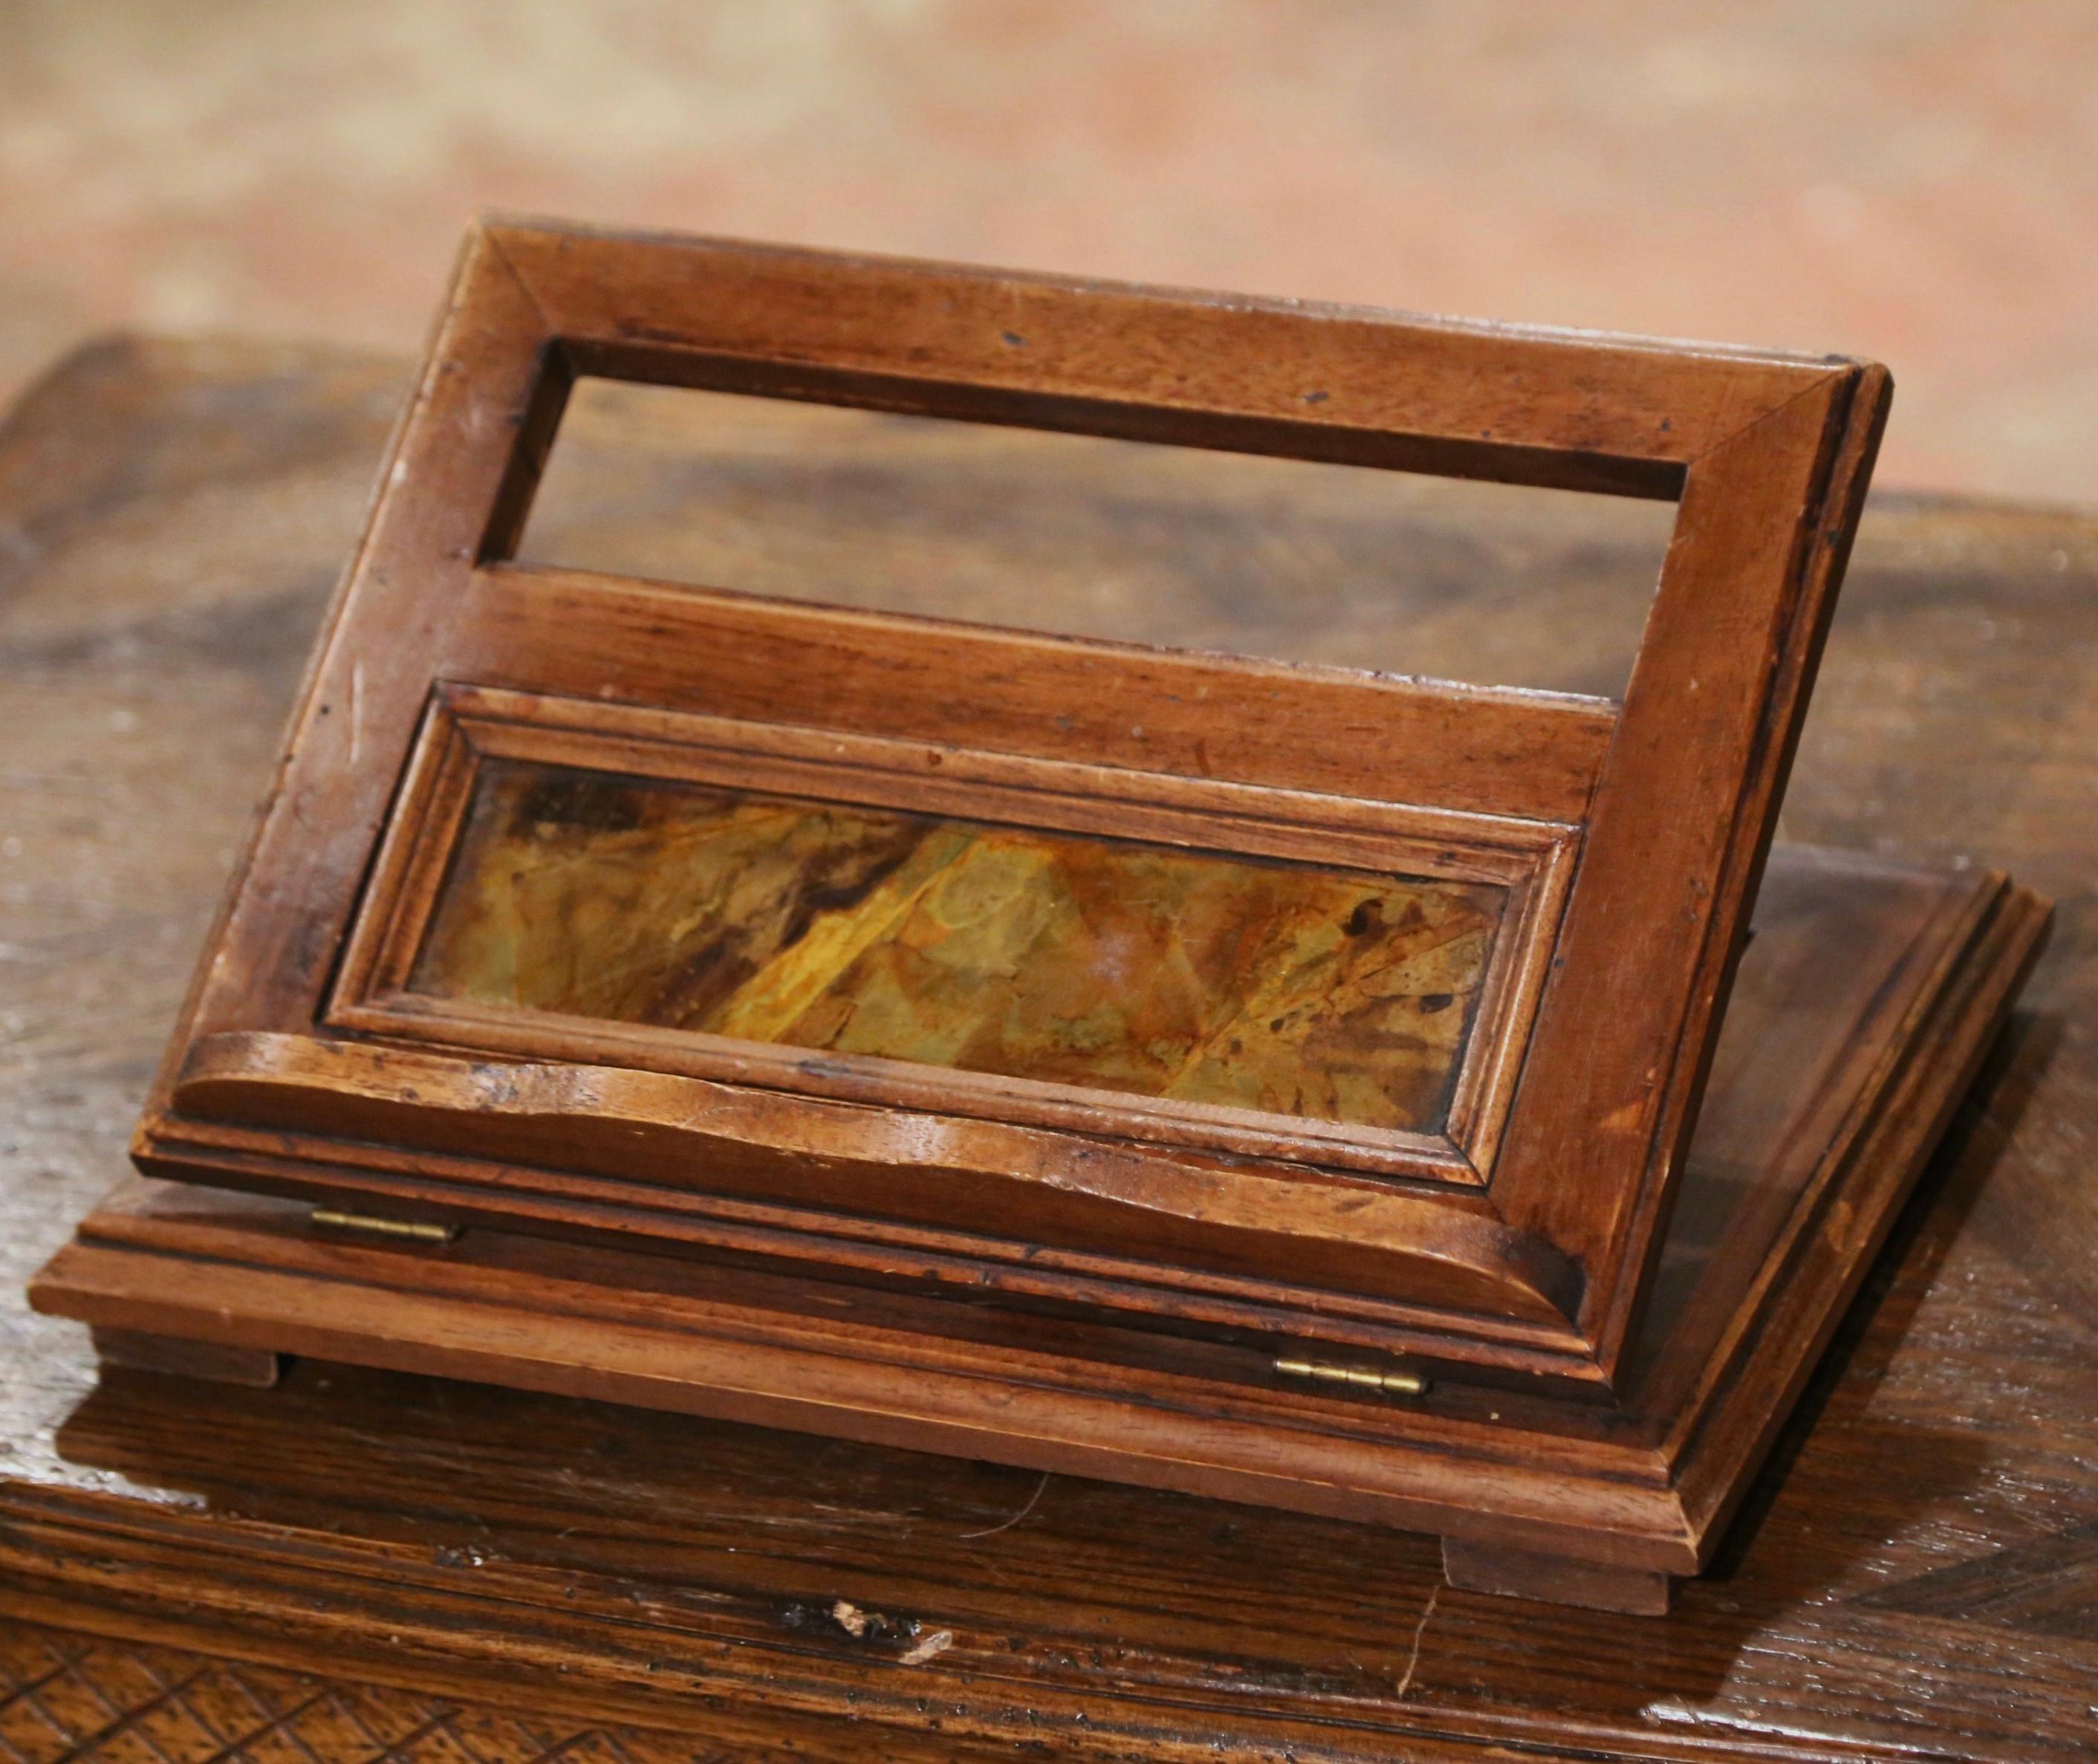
left=311, top=1207, right=459, bottom=1245
left=1275, top=1357, right=1429, bottom=1398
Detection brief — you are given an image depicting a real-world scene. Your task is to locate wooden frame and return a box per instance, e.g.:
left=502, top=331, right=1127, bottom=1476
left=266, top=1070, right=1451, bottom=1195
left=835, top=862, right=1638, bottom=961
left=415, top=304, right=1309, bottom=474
left=120, top=219, right=1899, bottom=1392
left=328, top=684, right=1577, bottom=1187
left=39, top=848, right=2048, bottom=1614
left=22, top=224, right=2054, bottom=1612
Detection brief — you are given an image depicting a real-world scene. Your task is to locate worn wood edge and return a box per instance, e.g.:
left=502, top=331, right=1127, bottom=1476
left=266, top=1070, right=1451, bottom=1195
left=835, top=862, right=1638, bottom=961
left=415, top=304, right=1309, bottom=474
left=26, top=1225, right=1692, bottom=1566
left=487, top=213, right=1862, bottom=377
left=146, top=227, right=550, bottom=1128
left=1669, top=877, right=2053, bottom=1556
left=123, top=1126, right=1604, bottom=1379
left=330, top=994, right=1481, bottom=1190
left=1501, top=370, right=1880, bottom=1360
left=1588, top=362, right=1898, bottom=1378
left=28, top=862, right=2045, bottom=1589
left=484, top=215, right=1852, bottom=480
left=126, top=231, right=515, bottom=1144
left=458, top=562, right=1618, bottom=827
left=0, top=1572, right=1802, bottom=1764
left=51, top=1176, right=1654, bottom=1482
left=156, top=1030, right=1584, bottom=1328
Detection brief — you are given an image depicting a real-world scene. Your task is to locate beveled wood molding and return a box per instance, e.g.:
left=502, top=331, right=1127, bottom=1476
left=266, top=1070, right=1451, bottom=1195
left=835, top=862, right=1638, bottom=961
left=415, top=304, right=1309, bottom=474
left=129, top=219, right=1900, bottom=1401
left=322, top=683, right=1577, bottom=1188
left=42, top=849, right=2053, bottom=1616
left=12, top=310, right=2064, bottom=1619
left=165, top=1030, right=1587, bottom=1327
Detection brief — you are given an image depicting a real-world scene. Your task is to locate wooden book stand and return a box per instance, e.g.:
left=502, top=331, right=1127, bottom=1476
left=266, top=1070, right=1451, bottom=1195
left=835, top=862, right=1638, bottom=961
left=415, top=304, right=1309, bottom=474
left=30, top=221, right=2047, bottom=1614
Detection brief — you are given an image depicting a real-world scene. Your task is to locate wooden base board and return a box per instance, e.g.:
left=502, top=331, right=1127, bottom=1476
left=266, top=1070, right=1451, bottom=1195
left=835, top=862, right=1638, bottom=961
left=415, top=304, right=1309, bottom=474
left=89, top=1326, right=282, bottom=1389
left=1441, top=1540, right=1672, bottom=1616
left=27, top=851, right=2048, bottom=1612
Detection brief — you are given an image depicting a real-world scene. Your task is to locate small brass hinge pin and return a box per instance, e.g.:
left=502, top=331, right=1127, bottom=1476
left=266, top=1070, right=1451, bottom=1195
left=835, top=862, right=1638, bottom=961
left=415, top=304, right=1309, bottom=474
left=1275, top=1357, right=1429, bottom=1398
left=311, top=1207, right=459, bottom=1245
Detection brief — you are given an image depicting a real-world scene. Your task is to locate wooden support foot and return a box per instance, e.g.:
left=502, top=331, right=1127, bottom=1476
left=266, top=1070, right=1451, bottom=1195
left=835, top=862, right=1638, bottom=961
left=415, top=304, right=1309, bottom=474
left=92, top=1326, right=283, bottom=1389
left=1441, top=1538, right=1672, bottom=1615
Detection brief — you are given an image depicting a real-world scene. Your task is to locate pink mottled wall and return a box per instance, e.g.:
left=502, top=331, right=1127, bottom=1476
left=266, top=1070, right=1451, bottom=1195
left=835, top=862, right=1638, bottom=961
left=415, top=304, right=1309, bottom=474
left=1, top=1, right=2092, bottom=500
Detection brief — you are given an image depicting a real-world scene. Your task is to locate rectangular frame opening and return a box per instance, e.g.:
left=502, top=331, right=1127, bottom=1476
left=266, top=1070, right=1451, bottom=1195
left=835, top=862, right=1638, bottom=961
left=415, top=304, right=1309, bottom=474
left=513, top=374, right=1682, bottom=701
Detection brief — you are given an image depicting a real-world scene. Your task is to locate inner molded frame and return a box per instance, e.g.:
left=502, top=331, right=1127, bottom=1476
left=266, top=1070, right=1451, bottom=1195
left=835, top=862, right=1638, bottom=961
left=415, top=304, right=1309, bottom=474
left=140, top=221, right=1887, bottom=1384
left=326, top=686, right=1578, bottom=1187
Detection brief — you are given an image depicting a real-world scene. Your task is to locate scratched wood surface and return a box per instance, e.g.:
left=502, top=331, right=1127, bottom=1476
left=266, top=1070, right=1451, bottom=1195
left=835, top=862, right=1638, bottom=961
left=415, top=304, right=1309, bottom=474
left=1, top=337, right=2095, bottom=1761
left=0, top=1623, right=871, bottom=1764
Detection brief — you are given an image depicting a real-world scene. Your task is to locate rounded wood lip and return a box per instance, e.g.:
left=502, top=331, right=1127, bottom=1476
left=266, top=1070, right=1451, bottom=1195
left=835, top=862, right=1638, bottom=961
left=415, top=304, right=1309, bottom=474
left=163, top=1028, right=1588, bottom=1331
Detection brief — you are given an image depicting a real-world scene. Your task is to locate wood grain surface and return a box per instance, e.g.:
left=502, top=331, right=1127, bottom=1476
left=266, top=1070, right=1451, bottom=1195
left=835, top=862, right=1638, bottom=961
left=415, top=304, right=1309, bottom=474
left=2, top=337, right=2094, bottom=1760
left=128, top=226, right=1892, bottom=1384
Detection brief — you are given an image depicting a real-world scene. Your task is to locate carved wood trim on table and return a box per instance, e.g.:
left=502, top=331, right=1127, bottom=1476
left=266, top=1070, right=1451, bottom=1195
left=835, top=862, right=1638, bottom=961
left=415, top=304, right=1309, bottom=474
left=0, top=1620, right=1003, bottom=1764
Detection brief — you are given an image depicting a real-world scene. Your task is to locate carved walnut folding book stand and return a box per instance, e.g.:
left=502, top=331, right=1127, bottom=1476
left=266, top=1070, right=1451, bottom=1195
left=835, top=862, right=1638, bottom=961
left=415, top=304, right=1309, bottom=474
left=31, top=221, right=2047, bottom=1615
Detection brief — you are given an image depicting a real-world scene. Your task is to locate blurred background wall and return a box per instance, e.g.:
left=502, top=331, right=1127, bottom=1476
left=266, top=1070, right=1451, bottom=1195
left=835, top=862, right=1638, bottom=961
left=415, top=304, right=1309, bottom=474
left=1, top=0, right=2091, bottom=501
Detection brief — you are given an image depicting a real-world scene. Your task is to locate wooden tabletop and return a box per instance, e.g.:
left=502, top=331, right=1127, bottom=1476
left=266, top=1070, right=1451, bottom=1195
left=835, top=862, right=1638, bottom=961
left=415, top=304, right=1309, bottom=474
left=2, top=336, right=2094, bottom=1763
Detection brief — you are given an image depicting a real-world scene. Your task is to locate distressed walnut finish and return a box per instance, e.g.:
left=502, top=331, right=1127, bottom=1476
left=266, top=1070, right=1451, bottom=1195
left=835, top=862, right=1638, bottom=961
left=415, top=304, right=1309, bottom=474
left=1, top=337, right=2092, bottom=1756
left=93, top=222, right=1903, bottom=1378
left=19, top=227, right=2050, bottom=1606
